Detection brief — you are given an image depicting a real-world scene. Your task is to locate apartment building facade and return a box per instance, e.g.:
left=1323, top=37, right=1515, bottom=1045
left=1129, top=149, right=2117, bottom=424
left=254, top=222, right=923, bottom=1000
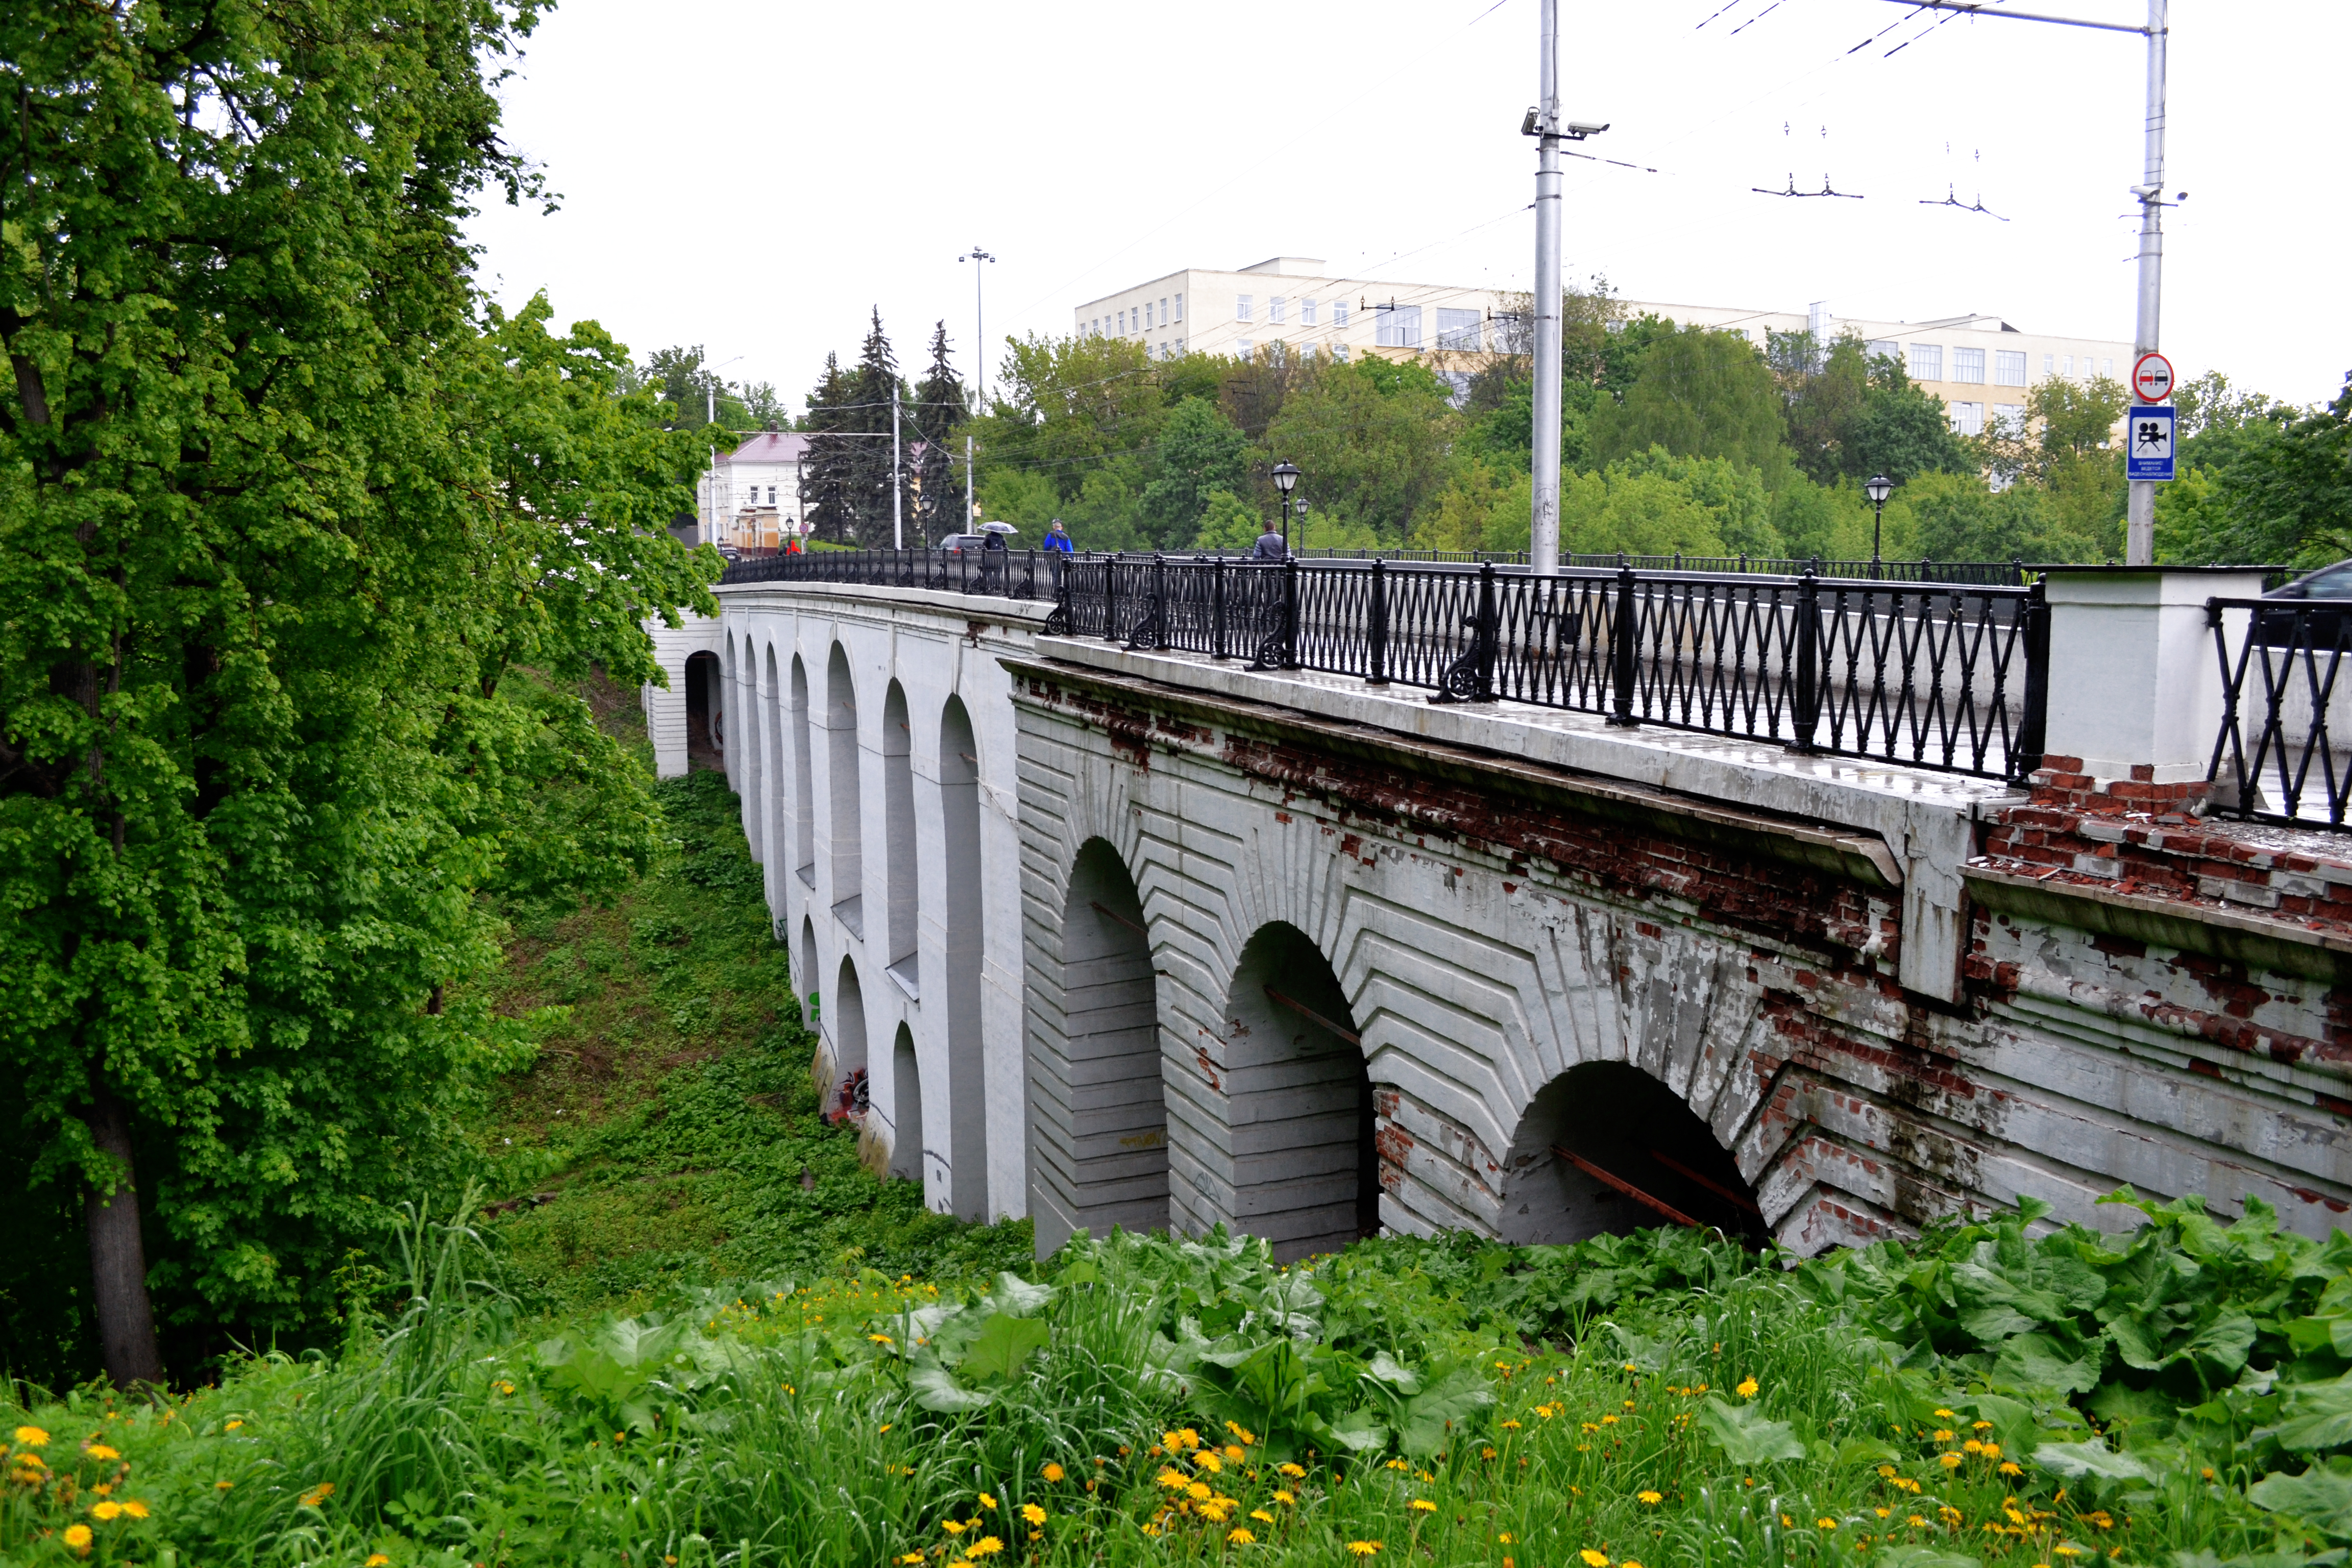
left=696, top=430, right=807, bottom=554
left=1074, top=258, right=2134, bottom=434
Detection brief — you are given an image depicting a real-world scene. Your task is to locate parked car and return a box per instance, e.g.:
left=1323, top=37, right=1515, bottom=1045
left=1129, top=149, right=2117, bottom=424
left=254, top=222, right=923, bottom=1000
left=2257, top=559, right=2352, bottom=648
left=939, top=533, right=987, bottom=552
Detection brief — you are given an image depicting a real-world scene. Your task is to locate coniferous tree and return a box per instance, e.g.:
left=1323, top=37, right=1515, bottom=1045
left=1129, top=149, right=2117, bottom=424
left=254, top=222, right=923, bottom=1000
left=837, top=308, right=898, bottom=546
left=799, top=354, right=858, bottom=543
left=912, top=321, right=969, bottom=541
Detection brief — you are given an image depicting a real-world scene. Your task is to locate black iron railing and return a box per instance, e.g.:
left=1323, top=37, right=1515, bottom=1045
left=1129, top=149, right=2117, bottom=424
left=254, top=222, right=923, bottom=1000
left=1285, top=548, right=2033, bottom=586
left=716, top=548, right=2046, bottom=780
left=719, top=547, right=1050, bottom=600
left=2207, top=597, right=2352, bottom=828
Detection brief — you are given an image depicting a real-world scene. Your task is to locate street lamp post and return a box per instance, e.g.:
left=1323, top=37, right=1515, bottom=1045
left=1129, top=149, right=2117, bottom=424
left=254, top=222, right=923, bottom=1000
left=1270, top=460, right=1301, bottom=551
left=1865, top=474, right=1894, bottom=577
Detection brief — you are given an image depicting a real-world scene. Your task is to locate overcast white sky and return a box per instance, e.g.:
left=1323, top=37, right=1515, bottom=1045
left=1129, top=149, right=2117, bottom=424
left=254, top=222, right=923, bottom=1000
left=465, top=1, right=2347, bottom=417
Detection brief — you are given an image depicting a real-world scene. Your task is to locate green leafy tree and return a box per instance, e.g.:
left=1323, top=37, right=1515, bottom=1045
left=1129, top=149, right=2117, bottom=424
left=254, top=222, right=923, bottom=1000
left=2164, top=373, right=2352, bottom=568
left=642, top=345, right=754, bottom=431
left=1140, top=398, right=1248, bottom=548
left=1589, top=323, right=1788, bottom=479
left=0, top=0, right=717, bottom=1386
left=844, top=309, right=909, bottom=547
left=799, top=354, right=859, bottom=544
left=1261, top=356, right=1456, bottom=543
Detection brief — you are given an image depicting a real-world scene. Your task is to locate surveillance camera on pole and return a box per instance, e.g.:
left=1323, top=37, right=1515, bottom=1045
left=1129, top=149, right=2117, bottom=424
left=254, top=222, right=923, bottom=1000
left=1522, top=0, right=1606, bottom=579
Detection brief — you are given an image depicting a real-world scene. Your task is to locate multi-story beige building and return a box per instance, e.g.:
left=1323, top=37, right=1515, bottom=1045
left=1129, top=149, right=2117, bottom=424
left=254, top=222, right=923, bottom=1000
left=1074, top=258, right=2135, bottom=435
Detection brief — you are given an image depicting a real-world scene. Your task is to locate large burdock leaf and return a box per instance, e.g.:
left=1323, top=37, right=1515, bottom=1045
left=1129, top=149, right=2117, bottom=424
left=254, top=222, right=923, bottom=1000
left=910, top=1364, right=995, bottom=1413
left=2268, top=1373, right=2352, bottom=1453
left=2249, top=1467, right=2352, bottom=1540
left=1397, top=1364, right=1497, bottom=1458
left=959, top=1312, right=1051, bottom=1382
left=1696, top=1396, right=1805, bottom=1465
left=1993, top=1332, right=2104, bottom=1393
left=2031, top=1441, right=2154, bottom=1482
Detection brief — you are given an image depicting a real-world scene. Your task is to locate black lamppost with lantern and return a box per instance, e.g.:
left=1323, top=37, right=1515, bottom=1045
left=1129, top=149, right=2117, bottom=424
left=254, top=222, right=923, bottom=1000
left=1865, top=474, right=1894, bottom=577
left=1271, top=460, right=1301, bottom=550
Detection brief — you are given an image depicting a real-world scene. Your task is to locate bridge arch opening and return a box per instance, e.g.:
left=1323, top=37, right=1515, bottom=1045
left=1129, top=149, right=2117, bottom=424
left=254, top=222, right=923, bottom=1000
left=741, top=642, right=767, bottom=863
left=1219, top=922, right=1376, bottom=1261
left=1499, top=1062, right=1765, bottom=1245
left=889, top=1022, right=924, bottom=1184
left=1032, top=837, right=1168, bottom=1252
left=825, top=643, right=863, bottom=927
left=684, top=649, right=722, bottom=768
left=829, top=955, right=870, bottom=1107
left=939, top=694, right=988, bottom=1221
left=882, top=680, right=917, bottom=970
left=789, top=654, right=814, bottom=880
left=798, top=914, right=818, bottom=1032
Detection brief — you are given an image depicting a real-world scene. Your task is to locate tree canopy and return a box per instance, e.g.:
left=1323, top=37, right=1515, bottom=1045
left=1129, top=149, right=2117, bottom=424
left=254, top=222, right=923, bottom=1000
left=0, top=0, right=717, bottom=1385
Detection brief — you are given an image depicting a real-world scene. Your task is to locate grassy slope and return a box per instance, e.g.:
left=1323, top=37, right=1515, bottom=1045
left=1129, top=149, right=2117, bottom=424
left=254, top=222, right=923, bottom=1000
left=468, top=679, right=1030, bottom=1313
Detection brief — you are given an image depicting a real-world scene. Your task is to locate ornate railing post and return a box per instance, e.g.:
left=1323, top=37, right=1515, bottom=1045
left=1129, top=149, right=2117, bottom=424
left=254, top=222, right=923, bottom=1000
left=1367, top=557, right=1390, bottom=686
left=1606, top=561, right=1640, bottom=726
left=1103, top=554, right=1121, bottom=643
left=1282, top=556, right=1302, bottom=669
left=1788, top=568, right=1822, bottom=753
left=2013, top=574, right=2050, bottom=781
left=1211, top=555, right=1229, bottom=660
left=1127, top=553, right=1167, bottom=650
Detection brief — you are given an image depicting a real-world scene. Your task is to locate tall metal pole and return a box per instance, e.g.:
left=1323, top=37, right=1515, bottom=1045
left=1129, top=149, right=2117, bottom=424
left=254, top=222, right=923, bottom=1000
left=1528, top=0, right=1564, bottom=577
left=891, top=387, right=903, bottom=550
left=706, top=381, right=719, bottom=550
left=965, top=433, right=974, bottom=536
left=2124, top=0, right=2168, bottom=566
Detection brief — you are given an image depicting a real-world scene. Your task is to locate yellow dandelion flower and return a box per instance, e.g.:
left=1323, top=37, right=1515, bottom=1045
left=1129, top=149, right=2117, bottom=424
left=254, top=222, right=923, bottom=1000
left=1158, top=1468, right=1189, bottom=1489
left=1982, top=1442, right=2002, bottom=1459
left=1934, top=1408, right=1955, bottom=1418
left=942, top=1519, right=970, bottom=1535
left=1229, top=1527, right=1256, bottom=1544
left=1042, top=1462, right=1065, bottom=1482
left=900, top=1555, right=926, bottom=1565
left=1581, top=1552, right=1610, bottom=1567
left=1252, top=1509, right=1276, bottom=1524
left=1278, top=1462, right=1306, bottom=1478
left=1410, top=1499, right=1438, bottom=1513
left=1499, top=1533, right=1515, bottom=1544
left=13, top=1428, right=47, bottom=1448
left=1939, top=1454, right=1964, bottom=1470
left=1600, top=1415, right=1619, bottom=1426
left=1347, top=1545, right=1383, bottom=1559
left=298, top=1482, right=335, bottom=1508
left=1273, top=1489, right=1296, bottom=1505
left=1909, top=1516, right=1931, bottom=1528
left=1932, top=1429, right=1955, bottom=1442
left=977, top=1492, right=997, bottom=1510
left=1186, top=1482, right=1213, bottom=1502
left=1200, top=1502, right=1232, bottom=1523
left=1385, top=1458, right=1411, bottom=1472
left=83, top=1444, right=119, bottom=1462
left=1818, top=1518, right=1838, bottom=1531
left=1624, top=1560, right=1646, bottom=1568
left=1876, top=1508, right=1892, bottom=1518
left=63, top=1524, right=92, bottom=1554
left=1735, top=1377, right=1758, bottom=1399
left=1019, top=1504, right=1045, bottom=1526
left=215, top=1480, right=233, bottom=1490
left=1639, top=1490, right=1663, bottom=1504
left=1196, top=1452, right=1223, bottom=1474
left=965, top=1537, right=1003, bottom=1559
left=1972, top=1420, right=1994, bottom=1431
left=1999, top=1461, right=2023, bottom=1477
left=89, top=1501, right=122, bottom=1521
left=1501, top=1420, right=1522, bottom=1430
left=1483, top=1446, right=1499, bottom=1460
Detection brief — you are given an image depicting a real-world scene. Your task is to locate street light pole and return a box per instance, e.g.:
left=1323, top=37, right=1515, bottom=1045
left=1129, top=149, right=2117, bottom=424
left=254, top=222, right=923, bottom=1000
left=1270, top=461, right=1301, bottom=552
left=960, top=247, right=996, bottom=414
left=1528, top=0, right=1562, bottom=579
left=891, top=386, right=903, bottom=550
left=2125, top=0, right=2169, bottom=566
left=1866, top=474, right=1894, bottom=577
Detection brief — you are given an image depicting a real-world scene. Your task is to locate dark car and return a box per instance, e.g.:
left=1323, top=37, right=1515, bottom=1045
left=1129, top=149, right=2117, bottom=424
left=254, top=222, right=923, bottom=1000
left=939, top=533, right=987, bottom=553
left=2256, top=560, right=2352, bottom=649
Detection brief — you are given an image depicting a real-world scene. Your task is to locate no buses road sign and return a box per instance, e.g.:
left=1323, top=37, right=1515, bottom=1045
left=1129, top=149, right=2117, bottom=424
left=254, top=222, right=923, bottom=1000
left=2132, top=351, right=2175, bottom=403
left=2127, top=404, right=2176, bottom=482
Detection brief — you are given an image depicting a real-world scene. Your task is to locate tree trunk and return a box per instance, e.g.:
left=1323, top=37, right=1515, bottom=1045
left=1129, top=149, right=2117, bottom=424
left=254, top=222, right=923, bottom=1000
left=83, top=1086, right=166, bottom=1390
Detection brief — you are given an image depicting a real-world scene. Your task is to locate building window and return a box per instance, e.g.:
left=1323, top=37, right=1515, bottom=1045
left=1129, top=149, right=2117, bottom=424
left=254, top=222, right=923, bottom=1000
left=1375, top=304, right=1423, bottom=348
left=1236, top=294, right=1253, bottom=321
left=1334, top=301, right=1350, bottom=328
left=1174, top=292, right=1184, bottom=322
left=1333, top=343, right=1350, bottom=363
left=2041, top=353, right=2054, bottom=376
left=1117, top=309, right=1126, bottom=334
left=1908, top=342, right=1944, bottom=382
left=1948, top=400, right=1984, bottom=436
left=1952, top=347, right=1986, bottom=384
left=1269, top=296, right=1286, bottom=324
left=2101, top=358, right=2113, bottom=376
left=1176, top=337, right=1185, bottom=354
left=2062, top=355, right=2074, bottom=375
left=1236, top=338, right=1254, bottom=358
left=1437, top=308, right=1482, bottom=352
left=1440, top=370, right=1473, bottom=407
left=1994, top=350, right=2026, bottom=387
left=1867, top=339, right=1899, bottom=363
left=1302, top=298, right=1318, bottom=325
left=1993, top=403, right=2025, bottom=432
left=768, top=486, right=777, bottom=504
left=1159, top=298, right=1168, bottom=326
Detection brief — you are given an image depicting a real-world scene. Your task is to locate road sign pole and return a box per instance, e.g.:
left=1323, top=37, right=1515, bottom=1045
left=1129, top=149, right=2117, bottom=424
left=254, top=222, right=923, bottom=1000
left=2125, top=0, right=2168, bottom=566
left=1528, top=0, right=1563, bottom=578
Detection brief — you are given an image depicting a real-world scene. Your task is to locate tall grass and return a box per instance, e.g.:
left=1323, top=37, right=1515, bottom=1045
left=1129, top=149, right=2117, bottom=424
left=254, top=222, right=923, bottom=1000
left=4, top=1202, right=2343, bottom=1566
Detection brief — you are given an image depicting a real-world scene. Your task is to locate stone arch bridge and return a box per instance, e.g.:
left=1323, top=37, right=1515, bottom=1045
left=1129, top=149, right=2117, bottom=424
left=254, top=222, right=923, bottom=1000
left=645, top=566, right=2352, bottom=1258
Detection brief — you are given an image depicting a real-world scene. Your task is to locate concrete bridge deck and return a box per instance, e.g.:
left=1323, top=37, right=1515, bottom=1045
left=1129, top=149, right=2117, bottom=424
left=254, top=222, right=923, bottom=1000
left=644, top=570, right=2352, bottom=1259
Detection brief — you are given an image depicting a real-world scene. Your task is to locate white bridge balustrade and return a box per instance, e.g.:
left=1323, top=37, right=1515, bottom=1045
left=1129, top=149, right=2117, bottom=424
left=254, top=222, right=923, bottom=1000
left=641, top=556, right=2352, bottom=1256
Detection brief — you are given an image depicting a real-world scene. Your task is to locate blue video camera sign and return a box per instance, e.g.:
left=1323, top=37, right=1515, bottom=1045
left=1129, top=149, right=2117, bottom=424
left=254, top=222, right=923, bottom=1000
left=2127, top=405, right=2176, bottom=482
